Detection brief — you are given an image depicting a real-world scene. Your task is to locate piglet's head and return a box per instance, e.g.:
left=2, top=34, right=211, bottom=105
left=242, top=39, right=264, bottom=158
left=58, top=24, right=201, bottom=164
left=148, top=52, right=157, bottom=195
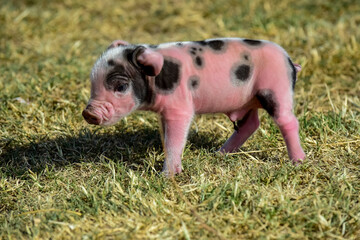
left=82, top=40, right=163, bottom=126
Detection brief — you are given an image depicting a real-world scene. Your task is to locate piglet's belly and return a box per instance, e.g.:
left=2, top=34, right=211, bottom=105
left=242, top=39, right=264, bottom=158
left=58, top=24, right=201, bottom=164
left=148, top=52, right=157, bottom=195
left=193, top=93, right=252, bottom=114
left=191, top=79, right=255, bottom=114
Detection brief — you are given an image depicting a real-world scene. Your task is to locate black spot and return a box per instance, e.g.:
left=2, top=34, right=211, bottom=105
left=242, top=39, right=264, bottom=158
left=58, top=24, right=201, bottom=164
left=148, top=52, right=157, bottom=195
left=132, top=71, right=154, bottom=105
left=243, top=39, right=262, bottom=46
left=244, top=55, right=249, bottom=61
left=190, top=50, right=196, bottom=55
left=194, top=40, right=207, bottom=46
left=199, top=48, right=203, bottom=52
left=208, top=40, right=225, bottom=51
left=288, top=57, right=297, bottom=90
left=107, top=59, right=115, bottom=66
left=256, top=90, right=277, bottom=117
left=188, top=76, right=200, bottom=90
left=176, top=42, right=184, bottom=47
left=123, top=48, right=137, bottom=67
left=235, top=64, right=250, bottom=81
left=191, top=47, right=197, bottom=51
left=191, top=80, right=199, bottom=88
left=155, top=59, right=181, bottom=92
left=149, top=44, right=158, bottom=48
left=195, top=56, right=203, bottom=67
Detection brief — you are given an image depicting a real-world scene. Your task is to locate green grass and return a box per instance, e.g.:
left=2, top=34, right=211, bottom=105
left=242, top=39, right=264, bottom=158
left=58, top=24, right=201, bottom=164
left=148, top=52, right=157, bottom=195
left=1, top=0, right=360, bottom=239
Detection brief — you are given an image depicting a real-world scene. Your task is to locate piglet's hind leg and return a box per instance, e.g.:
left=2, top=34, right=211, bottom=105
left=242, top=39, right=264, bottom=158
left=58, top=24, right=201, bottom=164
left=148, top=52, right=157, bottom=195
left=220, top=109, right=260, bottom=153
left=274, top=113, right=305, bottom=164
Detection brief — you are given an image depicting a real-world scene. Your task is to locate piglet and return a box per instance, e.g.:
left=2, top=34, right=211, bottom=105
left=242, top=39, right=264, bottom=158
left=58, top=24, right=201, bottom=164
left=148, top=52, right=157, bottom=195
left=82, top=38, right=305, bottom=176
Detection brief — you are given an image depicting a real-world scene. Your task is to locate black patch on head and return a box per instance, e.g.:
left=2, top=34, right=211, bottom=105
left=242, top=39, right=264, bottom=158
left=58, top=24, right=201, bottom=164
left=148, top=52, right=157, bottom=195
left=104, top=65, right=126, bottom=91
left=107, top=59, right=115, bottom=66
left=195, top=56, right=203, bottom=67
left=235, top=64, right=250, bottom=82
left=188, top=75, right=200, bottom=90
left=105, top=55, right=154, bottom=105
left=243, top=39, right=262, bottom=46
left=155, top=58, right=181, bottom=92
left=132, top=71, right=154, bottom=105
left=256, top=90, right=277, bottom=117
left=124, top=46, right=158, bottom=77
left=208, top=40, right=225, bottom=51
left=123, top=48, right=134, bottom=62
left=288, top=57, right=297, bottom=90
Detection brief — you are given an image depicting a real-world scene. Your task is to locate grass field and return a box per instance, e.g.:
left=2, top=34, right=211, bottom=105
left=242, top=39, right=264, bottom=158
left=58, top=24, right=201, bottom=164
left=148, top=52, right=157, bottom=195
left=1, top=0, right=360, bottom=239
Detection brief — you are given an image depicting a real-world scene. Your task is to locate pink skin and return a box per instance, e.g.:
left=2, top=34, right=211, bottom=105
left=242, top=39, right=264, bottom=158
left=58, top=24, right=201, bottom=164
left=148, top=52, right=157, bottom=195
left=83, top=38, right=305, bottom=176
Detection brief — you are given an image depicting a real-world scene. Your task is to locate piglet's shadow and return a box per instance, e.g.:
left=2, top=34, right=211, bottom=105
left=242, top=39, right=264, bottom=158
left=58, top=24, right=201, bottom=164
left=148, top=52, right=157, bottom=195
left=0, top=126, right=222, bottom=178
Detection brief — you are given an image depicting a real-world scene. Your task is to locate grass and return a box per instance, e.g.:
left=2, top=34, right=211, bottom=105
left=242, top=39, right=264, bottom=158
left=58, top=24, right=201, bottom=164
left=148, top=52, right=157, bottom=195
left=1, top=0, right=360, bottom=239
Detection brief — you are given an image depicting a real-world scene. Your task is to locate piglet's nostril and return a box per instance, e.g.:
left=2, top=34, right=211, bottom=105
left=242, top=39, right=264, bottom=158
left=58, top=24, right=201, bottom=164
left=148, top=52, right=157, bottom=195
left=82, top=109, right=101, bottom=125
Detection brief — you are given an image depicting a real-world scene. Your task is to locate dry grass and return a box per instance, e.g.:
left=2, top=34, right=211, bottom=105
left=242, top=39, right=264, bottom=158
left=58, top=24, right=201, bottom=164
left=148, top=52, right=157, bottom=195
left=1, top=0, right=360, bottom=239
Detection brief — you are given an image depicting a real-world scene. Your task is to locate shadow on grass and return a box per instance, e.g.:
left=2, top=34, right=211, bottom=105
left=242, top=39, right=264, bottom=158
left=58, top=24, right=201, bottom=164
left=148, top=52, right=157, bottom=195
left=0, top=127, right=223, bottom=178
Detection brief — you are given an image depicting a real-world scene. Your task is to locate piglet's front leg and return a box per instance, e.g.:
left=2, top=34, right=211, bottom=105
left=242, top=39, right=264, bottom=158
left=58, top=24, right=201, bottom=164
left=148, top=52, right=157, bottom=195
left=161, top=112, right=194, bottom=177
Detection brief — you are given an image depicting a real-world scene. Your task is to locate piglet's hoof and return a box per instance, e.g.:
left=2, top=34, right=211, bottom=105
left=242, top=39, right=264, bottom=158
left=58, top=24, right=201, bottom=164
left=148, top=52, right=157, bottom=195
left=291, top=158, right=305, bottom=166
left=162, top=164, right=182, bottom=178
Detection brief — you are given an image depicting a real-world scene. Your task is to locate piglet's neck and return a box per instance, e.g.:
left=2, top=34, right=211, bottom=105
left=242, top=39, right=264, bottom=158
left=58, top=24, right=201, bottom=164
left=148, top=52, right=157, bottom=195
left=137, top=76, right=165, bottom=114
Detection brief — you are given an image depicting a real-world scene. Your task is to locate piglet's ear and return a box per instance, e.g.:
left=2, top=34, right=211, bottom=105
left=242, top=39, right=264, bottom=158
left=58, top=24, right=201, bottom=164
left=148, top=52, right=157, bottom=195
left=132, top=46, right=164, bottom=76
left=107, top=40, right=129, bottom=49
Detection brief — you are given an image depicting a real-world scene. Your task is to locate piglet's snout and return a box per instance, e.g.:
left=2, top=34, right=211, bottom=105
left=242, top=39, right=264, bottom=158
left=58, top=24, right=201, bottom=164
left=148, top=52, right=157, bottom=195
left=82, top=102, right=115, bottom=125
left=82, top=108, right=101, bottom=125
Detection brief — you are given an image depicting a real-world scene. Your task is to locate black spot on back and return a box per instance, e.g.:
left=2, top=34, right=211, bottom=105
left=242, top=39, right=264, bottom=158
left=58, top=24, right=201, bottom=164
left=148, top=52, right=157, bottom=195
left=188, top=45, right=205, bottom=68
left=256, top=90, right=277, bottom=117
left=243, top=39, right=262, bottom=46
left=195, top=56, right=203, bottom=67
left=155, top=59, right=181, bottom=92
left=288, top=57, right=297, bottom=90
left=235, top=64, right=250, bottom=81
left=149, top=44, right=158, bottom=48
left=188, top=76, right=200, bottom=90
left=208, top=40, right=225, bottom=51
left=194, top=40, right=207, bottom=46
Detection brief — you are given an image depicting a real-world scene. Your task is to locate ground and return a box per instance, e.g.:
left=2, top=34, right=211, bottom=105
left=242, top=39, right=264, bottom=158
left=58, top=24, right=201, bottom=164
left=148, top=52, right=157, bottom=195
left=0, top=0, right=359, bottom=239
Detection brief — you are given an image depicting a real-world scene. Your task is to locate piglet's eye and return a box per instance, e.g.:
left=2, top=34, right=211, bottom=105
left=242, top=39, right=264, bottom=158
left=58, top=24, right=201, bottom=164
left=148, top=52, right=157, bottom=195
left=115, top=83, right=129, bottom=92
